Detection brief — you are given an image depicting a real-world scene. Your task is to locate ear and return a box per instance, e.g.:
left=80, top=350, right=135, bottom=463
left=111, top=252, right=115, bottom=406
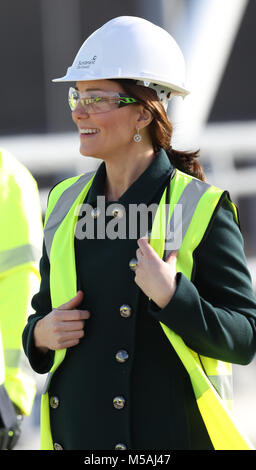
left=136, top=105, right=153, bottom=129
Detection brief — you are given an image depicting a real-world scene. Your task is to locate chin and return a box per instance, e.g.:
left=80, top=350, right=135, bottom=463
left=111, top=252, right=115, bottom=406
left=79, top=145, right=104, bottom=160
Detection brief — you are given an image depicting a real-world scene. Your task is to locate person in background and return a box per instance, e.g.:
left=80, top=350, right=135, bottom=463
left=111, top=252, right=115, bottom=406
left=0, top=148, right=43, bottom=449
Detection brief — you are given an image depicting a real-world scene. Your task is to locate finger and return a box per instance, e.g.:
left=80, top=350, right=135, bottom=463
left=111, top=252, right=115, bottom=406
left=137, top=237, right=156, bottom=256
left=57, top=319, right=86, bottom=332
left=58, top=291, right=84, bottom=310
left=165, top=250, right=178, bottom=265
left=58, top=339, right=80, bottom=349
left=59, top=329, right=85, bottom=343
left=55, top=332, right=84, bottom=349
left=136, top=248, right=143, bottom=261
left=57, top=339, right=80, bottom=349
left=137, top=237, right=159, bottom=259
left=53, top=329, right=85, bottom=349
left=55, top=309, right=90, bottom=322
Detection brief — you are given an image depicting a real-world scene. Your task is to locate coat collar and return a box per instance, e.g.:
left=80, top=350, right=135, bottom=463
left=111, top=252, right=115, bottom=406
left=86, top=148, right=173, bottom=206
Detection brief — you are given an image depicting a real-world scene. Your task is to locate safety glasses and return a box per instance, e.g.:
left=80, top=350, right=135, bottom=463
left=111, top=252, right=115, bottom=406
left=68, top=87, right=138, bottom=113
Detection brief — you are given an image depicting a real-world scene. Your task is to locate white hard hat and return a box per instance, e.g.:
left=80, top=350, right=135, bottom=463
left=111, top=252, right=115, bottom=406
left=53, top=16, right=189, bottom=108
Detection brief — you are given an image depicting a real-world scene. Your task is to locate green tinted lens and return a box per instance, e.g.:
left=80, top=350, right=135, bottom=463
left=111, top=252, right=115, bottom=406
left=68, top=89, right=110, bottom=112
left=68, top=88, right=79, bottom=111
left=68, top=88, right=137, bottom=113
left=89, top=98, right=118, bottom=113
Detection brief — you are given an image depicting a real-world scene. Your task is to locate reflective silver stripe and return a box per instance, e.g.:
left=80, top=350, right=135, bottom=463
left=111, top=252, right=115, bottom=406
left=164, top=178, right=210, bottom=258
left=0, top=243, right=41, bottom=274
left=44, top=172, right=95, bottom=259
left=4, top=349, right=32, bottom=372
left=0, top=384, right=17, bottom=427
left=4, top=349, right=21, bottom=368
left=208, top=375, right=233, bottom=401
left=42, top=372, right=53, bottom=394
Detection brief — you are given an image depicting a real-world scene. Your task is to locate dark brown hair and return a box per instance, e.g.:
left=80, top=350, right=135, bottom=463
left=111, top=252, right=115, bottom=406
left=112, top=79, right=206, bottom=182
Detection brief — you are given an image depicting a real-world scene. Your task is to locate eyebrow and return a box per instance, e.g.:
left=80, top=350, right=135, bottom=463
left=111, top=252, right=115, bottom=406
left=74, top=86, right=105, bottom=92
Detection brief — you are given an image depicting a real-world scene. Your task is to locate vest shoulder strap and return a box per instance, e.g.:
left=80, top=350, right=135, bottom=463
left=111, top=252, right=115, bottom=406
left=45, top=174, right=85, bottom=225
left=44, top=171, right=96, bottom=259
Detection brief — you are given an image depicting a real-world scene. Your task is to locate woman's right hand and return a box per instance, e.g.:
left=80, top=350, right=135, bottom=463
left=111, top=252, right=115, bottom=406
left=33, top=291, right=90, bottom=353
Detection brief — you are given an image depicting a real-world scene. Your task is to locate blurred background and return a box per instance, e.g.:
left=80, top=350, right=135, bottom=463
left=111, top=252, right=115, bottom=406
left=0, top=0, right=255, bottom=450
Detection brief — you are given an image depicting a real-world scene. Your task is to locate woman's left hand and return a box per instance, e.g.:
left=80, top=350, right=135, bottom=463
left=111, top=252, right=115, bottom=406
left=134, top=237, right=178, bottom=309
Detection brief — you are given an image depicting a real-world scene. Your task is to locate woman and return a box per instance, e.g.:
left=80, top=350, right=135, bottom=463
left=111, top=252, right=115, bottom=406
left=22, top=16, right=256, bottom=450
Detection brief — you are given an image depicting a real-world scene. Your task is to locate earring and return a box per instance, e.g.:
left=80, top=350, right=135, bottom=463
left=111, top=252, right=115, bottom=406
left=133, top=128, right=142, bottom=143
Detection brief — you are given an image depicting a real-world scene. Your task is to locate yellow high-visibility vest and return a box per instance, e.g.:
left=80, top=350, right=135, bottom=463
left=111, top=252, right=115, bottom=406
left=40, top=167, right=253, bottom=450
left=0, top=148, right=43, bottom=415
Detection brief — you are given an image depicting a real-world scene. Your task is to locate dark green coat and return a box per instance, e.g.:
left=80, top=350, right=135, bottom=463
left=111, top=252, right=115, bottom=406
left=22, top=149, right=256, bottom=450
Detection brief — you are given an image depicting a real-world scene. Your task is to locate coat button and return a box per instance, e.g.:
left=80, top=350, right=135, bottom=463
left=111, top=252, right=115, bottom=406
left=119, top=305, right=132, bottom=318
left=111, top=207, right=124, bottom=218
left=91, top=207, right=101, bottom=218
left=50, top=396, right=59, bottom=409
left=129, top=258, right=138, bottom=271
left=113, top=396, right=125, bottom=409
left=115, top=350, right=129, bottom=363
left=115, top=443, right=127, bottom=450
left=53, top=442, right=63, bottom=450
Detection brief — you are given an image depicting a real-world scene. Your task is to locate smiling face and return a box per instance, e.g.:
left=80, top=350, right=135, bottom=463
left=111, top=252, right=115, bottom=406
left=72, top=80, right=146, bottom=160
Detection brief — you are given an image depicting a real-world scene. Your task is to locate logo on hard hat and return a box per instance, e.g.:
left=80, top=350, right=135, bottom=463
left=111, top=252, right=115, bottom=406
left=77, top=55, right=97, bottom=70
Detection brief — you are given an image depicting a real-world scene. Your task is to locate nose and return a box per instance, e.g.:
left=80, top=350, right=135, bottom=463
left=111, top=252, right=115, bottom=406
left=72, top=101, right=89, bottom=122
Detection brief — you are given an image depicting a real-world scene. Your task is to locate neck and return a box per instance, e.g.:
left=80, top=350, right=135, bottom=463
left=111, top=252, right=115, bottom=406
left=104, top=143, right=155, bottom=201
